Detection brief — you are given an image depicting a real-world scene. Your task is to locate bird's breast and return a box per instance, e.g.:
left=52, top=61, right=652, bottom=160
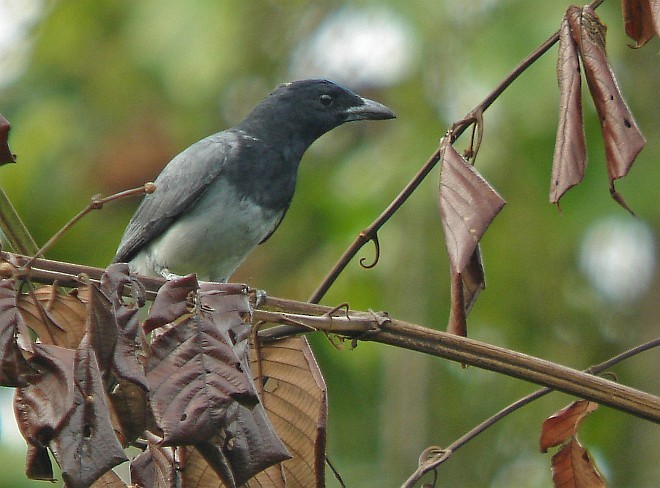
left=142, top=178, right=282, bottom=281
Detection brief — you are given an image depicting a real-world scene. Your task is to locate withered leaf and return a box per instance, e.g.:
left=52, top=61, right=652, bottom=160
left=100, top=264, right=148, bottom=391
left=143, top=273, right=198, bottom=333
left=622, top=0, right=660, bottom=47
left=447, top=249, right=484, bottom=337
left=568, top=6, right=646, bottom=213
left=18, top=285, right=88, bottom=349
left=191, top=283, right=290, bottom=486
left=79, top=277, right=119, bottom=384
left=540, top=399, right=599, bottom=452
left=100, top=262, right=146, bottom=309
left=109, top=379, right=148, bottom=445
left=90, top=469, right=129, bottom=488
left=438, top=140, right=505, bottom=274
left=145, top=283, right=257, bottom=447
left=248, top=337, right=327, bottom=488
left=0, top=278, right=34, bottom=386
left=53, top=344, right=127, bottom=488
left=0, top=113, right=16, bottom=165
left=550, top=14, right=587, bottom=206
left=130, top=432, right=180, bottom=488
left=438, top=139, right=505, bottom=335
left=14, top=344, right=75, bottom=480
left=551, top=439, right=606, bottom=488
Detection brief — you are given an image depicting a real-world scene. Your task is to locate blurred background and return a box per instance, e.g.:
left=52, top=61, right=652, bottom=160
left=0, top=1, right=658, bottom=486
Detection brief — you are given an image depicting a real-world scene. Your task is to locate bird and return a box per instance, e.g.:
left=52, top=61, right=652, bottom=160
left=113, top=79, right=395, bottom=282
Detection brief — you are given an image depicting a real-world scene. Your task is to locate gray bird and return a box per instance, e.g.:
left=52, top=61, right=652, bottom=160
left=113, top=79, right=395, bottom=281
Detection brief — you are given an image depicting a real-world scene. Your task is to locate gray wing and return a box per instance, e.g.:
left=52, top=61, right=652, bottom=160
left=113, top=132, right=237, bottom=263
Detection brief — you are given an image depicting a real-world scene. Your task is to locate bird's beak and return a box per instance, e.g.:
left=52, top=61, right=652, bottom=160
left=343, top=97, right=396, bottom=122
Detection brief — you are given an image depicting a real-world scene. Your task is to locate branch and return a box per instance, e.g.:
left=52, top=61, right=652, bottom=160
left=4, top=252, right=657, bottom=424
left=400, top=337, right=660, bottom=487
left=308, top=0, right=606, bottom=305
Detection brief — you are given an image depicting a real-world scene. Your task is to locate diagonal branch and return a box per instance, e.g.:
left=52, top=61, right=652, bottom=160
left=308, top=0, right=606, bottom=305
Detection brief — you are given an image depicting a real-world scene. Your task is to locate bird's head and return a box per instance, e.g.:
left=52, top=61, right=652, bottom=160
left=241, top=79, right=395, bottom=143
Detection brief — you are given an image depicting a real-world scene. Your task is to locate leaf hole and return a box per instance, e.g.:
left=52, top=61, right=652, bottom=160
left=623, top=118, right=631, bottom=128
left=180, top=413, right=187, bottom=421
left=83, top=425, right=92, bottom=438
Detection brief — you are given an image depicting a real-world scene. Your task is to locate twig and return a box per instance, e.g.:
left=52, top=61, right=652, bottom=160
left=400, top=336, right=660, bottom=487
left=308, top=0, right=605, bottom=306
left=23, top=183, right=155, bottom=268
left=0, top=187, right=39, bottom=255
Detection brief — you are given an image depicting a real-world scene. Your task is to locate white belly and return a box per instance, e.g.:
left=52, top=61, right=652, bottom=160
left=129, top=179, right=280, bottom=282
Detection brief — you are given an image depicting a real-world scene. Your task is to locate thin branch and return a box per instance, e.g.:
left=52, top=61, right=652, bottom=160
left=23, top=184, right=155, bottom=268
left=400, top=336, right=660, bottom=487
left=308, top=0, right=606, bottom=306
left=0, top=187, right=38, bottom=255
left=3, top=253, right=658, bottom=424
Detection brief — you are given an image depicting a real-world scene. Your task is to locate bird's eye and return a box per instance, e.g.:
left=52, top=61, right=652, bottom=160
left=319, top=94, right=333, bottom=106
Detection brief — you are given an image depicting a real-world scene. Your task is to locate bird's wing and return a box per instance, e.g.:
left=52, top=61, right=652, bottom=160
left=113, top=133, right=236, bottom=263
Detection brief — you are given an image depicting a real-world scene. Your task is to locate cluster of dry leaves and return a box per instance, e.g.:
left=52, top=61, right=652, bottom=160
left=437, top=3, right=654, bottom=339
left=0, top=262, right=327, bottom=487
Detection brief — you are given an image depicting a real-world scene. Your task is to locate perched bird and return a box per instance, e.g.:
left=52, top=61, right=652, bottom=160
left=113, top=79, right=395, bottom=281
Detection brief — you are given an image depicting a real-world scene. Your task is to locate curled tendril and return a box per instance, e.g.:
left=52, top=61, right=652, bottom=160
left=359, top=232, right=380, bottom=269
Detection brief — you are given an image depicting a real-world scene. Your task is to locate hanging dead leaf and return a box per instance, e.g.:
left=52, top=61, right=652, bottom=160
left=109, top=378, right=148, bottom=445
left=622, top=0, right=660, bottom=47
left=142, top=273, right=197, bottom=333
left=551, top=439, right=606, bottom=488
left=0, top=278, right=35, bottom=386
left=438, top=139, right=505, bottom=335
left=130, top=432, right=181, bottom=488
left=78, top=277, right=119, bottom=383
left=99, top=264, right=149, bottom=391
left=248, top=337, right=327, bottom=488
left=14, top=344, right=75, bottom=481
left=52, top=342, right=127, bottom=488
left=447, top=249, right=485, bottom=337
left=90, top=469, right=129, bottom=488
left=0, top=113, right=16, bottom=165
left=540, top=400, right=599, bottom=452
left=567, top=6, right=646, bottom=214
left=550, top=14, right=587, bottom=206
left=17, top=285, right=87, bottom=349
left=540, top=400, right=605, bottom=487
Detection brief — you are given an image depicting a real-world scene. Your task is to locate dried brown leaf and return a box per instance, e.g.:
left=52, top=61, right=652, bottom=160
left=447, top=249, right=485, bottom=337
left=0, top=278, right=34, bottom=386
left=79, top=278, right=119, bottom=383
left=17, top=285, right=87, bottom=349
left=14, top=344, right=75, bottom=480
left=53, top=344, right=127, bottom=488
left=90, top=469, right=129, bottom=488
left=438, top=140, right=505, bottom=335
left=622, top=0, right=660, bottom=47
left=551, top=14, right=587, bottom=206
left=142, top=273, right=197, bottom=333
left=130, top=432, right=181, bottom=488
left=438, top=141, right=505, bottom=273
left=0, top=113, right=16, bottom=165
left=248, top=337, right=327, bottom=488
left=99, top=264, right=149, bottom=391
left=551, top=439, right=606, bottom=488
left=109, top=379, right=148, bottom=445
left=540, top=400, right=599, bottom=452
left=146, top=280, right=258, bottom=445
left=568, top=6, right=646, bottom=213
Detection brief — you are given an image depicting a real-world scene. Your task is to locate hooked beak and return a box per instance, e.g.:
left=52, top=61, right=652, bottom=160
left=343, top=97, right=396, bottom=122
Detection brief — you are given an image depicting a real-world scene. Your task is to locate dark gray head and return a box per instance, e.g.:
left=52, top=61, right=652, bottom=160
left=238, top=79, right=395, bottom=144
